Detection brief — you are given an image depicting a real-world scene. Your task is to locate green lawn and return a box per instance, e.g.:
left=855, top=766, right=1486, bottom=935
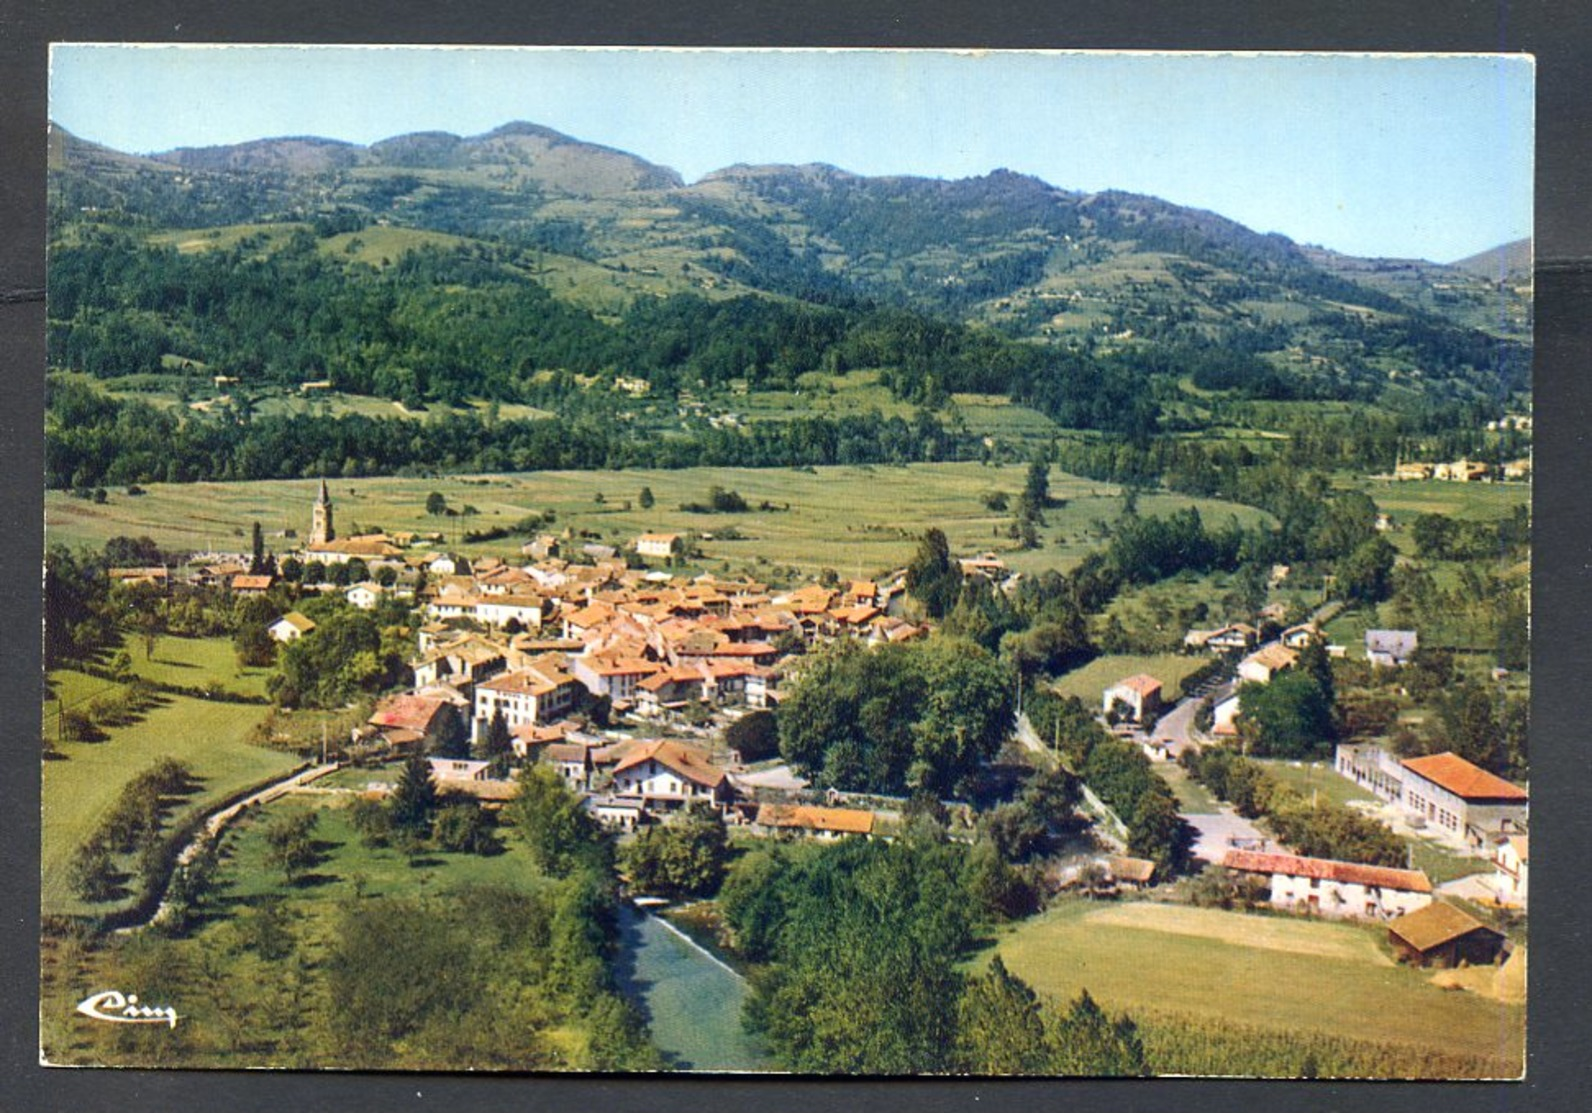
left=1050, top=653, right=1211, bottom=707
left=126, top=635, right=274, bottom=699
left=41, top=673, right=292, bottom=916
left=990, top=899, right=1522, bottom=1076
left=1356, top=477, right=1529, bottom=523
left=46, top=463, right=1272, bottom=586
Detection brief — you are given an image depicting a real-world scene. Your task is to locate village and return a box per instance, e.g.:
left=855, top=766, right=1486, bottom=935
left=99, top=479, right=1528, bottom=988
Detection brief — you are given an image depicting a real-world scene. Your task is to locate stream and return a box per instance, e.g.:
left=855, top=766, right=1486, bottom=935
left=616, top=904, right=774, bottom=1072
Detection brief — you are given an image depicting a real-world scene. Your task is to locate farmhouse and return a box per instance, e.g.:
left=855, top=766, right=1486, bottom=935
left=230, top=573, right=275, bottom=595
left=610, top=740, right=733, bottom=810
left=1365, top=629, right=1418, bottom=667
left=1194, top=623, right=1258, bottom=653
left=1106, top=856, right=1157, bottom=888
left=1492, top=834, right=1529, bottom=909
left=1280, top=623, right=1322, bottom=649
left=753, top=803, right=874, bottom=840
left=1387, top=902, right=1508, bottom=968
left=345, top=581, right=383, bottom=610
left=1102, top=674, right=1162, bottom=724
left=1222, top=849, right=1433, bottom=921
left=268, top=611, right=316, bottom=643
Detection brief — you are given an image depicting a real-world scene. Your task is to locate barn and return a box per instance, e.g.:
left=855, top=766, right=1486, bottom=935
left=1386, top=901, right=1508, bottom=968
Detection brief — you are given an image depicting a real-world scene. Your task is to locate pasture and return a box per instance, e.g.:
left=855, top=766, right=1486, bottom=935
left=1049, top=653, right=1212, bottom=707
left=989, top=899, right=1523, bottom=1077
left=46, top=463, right=1273, bottom=584
left=40, top=674, right=291, bottom=916
left=1355, top=477, right=1529, bottom=522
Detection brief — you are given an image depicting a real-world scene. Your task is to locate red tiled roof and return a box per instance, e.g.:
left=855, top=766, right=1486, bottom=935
left=755, top=803, right=873, bottom=834
left=612, top=740, right=726, bottom=788
left=369, top=695, right=448, bottom=734
left=1401, top=752, right=1529, bottom=802
left=1223, top=849, right=1433, bottom=893
left=1110, top=674, right=1163, bottom=697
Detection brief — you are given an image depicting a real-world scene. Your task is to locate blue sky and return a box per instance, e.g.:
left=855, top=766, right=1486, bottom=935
left=49, top=45, right=1533, bottom=262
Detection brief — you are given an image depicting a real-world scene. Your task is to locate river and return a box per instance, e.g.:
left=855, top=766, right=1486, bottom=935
left=616, top=905, right=774, bottom=1072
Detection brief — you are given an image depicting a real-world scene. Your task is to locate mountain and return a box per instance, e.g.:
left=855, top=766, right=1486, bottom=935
left=1449, top=238, right=1532, bottom=281
left=45, top=118, right=1531, bottom=425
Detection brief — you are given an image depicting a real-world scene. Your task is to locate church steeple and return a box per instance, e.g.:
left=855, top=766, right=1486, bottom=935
left=310, top=479, right=335, bottom=546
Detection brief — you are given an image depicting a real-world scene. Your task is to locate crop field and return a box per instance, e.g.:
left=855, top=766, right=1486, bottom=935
left=46, top=463, right=1273, bottom=584
left=1354, top=478, right=1529, bottom=522
left=989, top=900, right=1523, bottom=1077
left=1049, top=653, right=1212, bottom=706
left=40, top=675, right=291, bottom=916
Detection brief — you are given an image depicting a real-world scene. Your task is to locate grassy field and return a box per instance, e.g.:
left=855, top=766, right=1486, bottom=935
left=1353, top=477, right=1530, bottom=522
left=122, top=634, right=274, bottom=698
left=46, top=463, right=1272, bottom=585
left=1156, top=762, right=1222, bottom=815
left=40, top=677, right=292, bottom=916
left=1254, top=759, right=1378, bottom=811
left=989, top=899, right=1523, bottom=1077
left=1049, top=653, right=1211, bottom=707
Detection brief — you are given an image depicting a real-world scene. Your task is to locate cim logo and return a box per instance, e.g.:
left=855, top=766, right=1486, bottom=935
left=76, top=989, right=178, bottom=1029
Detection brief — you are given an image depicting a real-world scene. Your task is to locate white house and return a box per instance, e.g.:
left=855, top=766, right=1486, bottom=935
left=472, top=660, right=583, bottom=741
left=1492, top=834, right=1529, bottom=909
left=609, top=740, right=732, bottom=809
left=345, top=581, right=383, bottom=610
left=1222, top=849, right=1434, bottom=921
left=268, top=612, right=316, bottom=643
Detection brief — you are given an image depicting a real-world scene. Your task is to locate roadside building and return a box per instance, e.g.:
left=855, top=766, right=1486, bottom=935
left=753, top=803, right=875, bottom=840
left=610, top=740, right=733, bottom=811
left=1237, top=643, right=1298, bottom=685
left=1400, top=751, right=1529, bottom=851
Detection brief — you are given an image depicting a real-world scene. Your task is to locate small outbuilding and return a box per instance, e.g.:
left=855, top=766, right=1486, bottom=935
left=1387, top=901, right=1508, bottom=968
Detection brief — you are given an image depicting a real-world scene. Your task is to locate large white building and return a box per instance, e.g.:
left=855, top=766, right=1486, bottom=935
left=1222, top=849, right=1434, bottom=921
left=1335, top=744, right=1528, bottom=851
left=471, top=659, right=582, bottom=741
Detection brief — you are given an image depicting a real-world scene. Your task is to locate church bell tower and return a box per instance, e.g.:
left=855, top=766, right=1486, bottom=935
left=310, top=479, right=335, bottom=546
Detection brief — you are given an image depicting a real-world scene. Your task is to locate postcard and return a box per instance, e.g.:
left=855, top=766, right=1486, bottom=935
left=41, top=45, right=1531, bottom=1077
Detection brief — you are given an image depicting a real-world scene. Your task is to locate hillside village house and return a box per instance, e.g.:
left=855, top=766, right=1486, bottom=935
left=345, top=581, right=383, bottom=610
left=1186, top=622, right=1258, bottom=653
left=108, top=566, right=170, bottom=588
left=1280, top=623, right=1322, bottom=649
left=1222, top=849, right=1433, bottom=921
left=1334, top=744, right=1528, bottom=851
left=636, top=533, right=683, bottom=559
left=1102, top=674, right=1162, bottom=724
left=1237, top=643, right=1298, bottom=685
left=268, top=611, right=316, bottom=643
left=1365, top=629, right=1419, bottom=667
left=610, top=740, right=733, bottom=810
left=365, top=693, right=462, bottom=753
left=230, top=573, right=275, bottom=595
left=412, top=635, right=507, bottom=690
left=472, top=659, right=583, bottom=741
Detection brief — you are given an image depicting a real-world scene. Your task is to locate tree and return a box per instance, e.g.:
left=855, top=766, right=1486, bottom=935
left=1237, top=671, right=1336, bottom=758
left=505, top=765, right=610, bottom=878
left=622, top=802, right=730, bottom=898
left=388, top=752, right=438, bottom=834
left=723, top=709, right=780, bottom=762
left=425, top=491, right=448, bottom=516
left=68, top=840, right=119, bottom=903
left=956, top=957, right=1050, bottom=1074
left=473, top=708, right=513, bottom=774
left=263, top=810, right=321, bottom=884
left=1125, top=789, right=1191, bottom=878
left=1335, top=536, right=1397, bottom=604
left=904, top=528, right=960, bottom=619
left=433, top=800, right=501, bottom=855
left=1049, top=990, right=1150, bottom=1076
left=638, top=486, right=655, bottom=509
left=250, top=521, right=267, bottom=574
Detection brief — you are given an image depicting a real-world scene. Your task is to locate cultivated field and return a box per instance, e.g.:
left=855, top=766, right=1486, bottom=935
left=46, top=463, right=1273, bottom=584
left=1049, top=653, right=1212, bottom=707
left=990, top=899, right=1524, bottom=1077
left=1355, top=477, right=1530, bottom=522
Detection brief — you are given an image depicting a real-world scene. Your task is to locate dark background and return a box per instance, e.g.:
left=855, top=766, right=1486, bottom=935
left=4, top=3, right=1589, bottom=1110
